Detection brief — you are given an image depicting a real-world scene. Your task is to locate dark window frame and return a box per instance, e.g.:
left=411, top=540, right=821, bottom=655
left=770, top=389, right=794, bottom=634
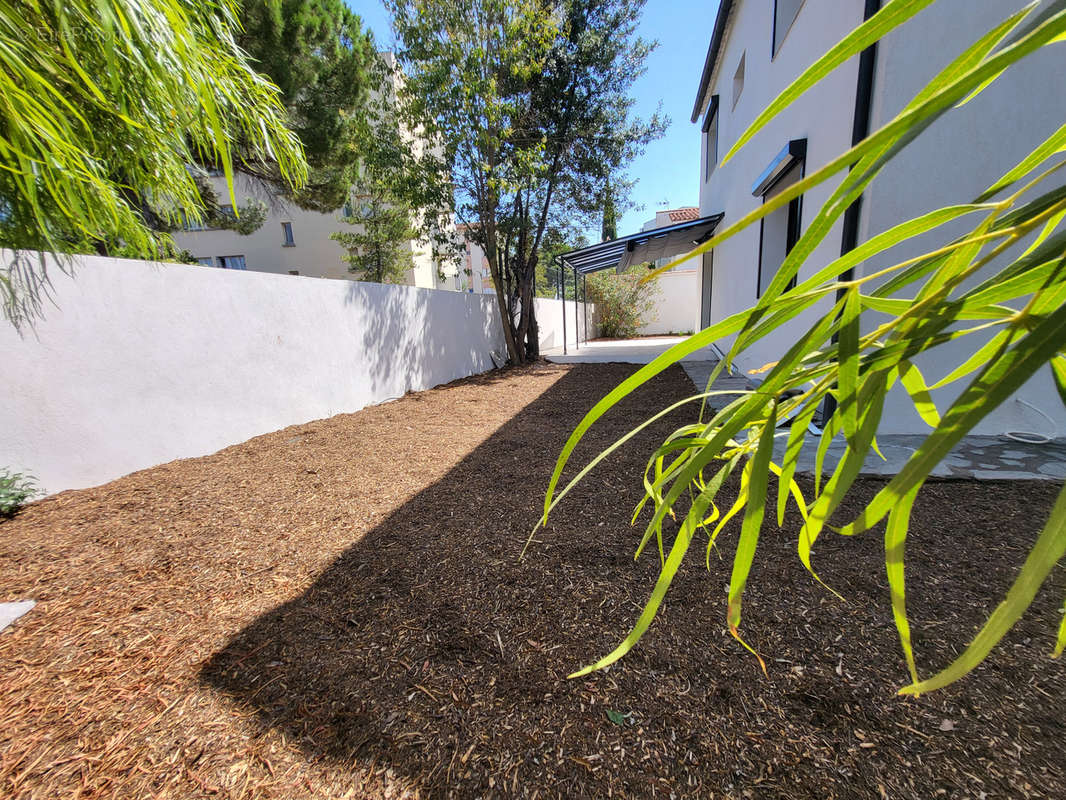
left=772, top=0, right=806, bottom=58
left=700, top=248, right=714, bottom=329
left=217, top=254, right=247, bottom=271
left=281, top=221, right=295, bottom=246
left=702, top=95, right=720, bottom=182
left=756, top=159, right=804, bottom=298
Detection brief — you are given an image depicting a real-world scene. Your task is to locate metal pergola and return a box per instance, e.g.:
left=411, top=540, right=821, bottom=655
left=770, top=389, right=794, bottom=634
left=553, top=213, right=724, bottom=353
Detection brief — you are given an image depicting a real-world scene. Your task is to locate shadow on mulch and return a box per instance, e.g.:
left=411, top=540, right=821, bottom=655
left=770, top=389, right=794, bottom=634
left=201, top=364, right=1066, bottom=799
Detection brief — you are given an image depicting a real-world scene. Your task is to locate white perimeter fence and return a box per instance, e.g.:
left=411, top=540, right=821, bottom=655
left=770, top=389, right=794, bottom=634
left=1, top=253, right=595, bottom=494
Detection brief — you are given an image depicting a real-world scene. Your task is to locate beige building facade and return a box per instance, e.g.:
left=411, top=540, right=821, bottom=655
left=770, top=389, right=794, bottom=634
left=171, top=172, right=458, bottom=289
left=173, top=53, right=461, bottom=291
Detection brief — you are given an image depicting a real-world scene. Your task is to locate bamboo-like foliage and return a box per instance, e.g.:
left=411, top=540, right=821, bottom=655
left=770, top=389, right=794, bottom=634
left=0, top=0, right=307, bottom=325
left=538, top=0, right=1066, bottom=693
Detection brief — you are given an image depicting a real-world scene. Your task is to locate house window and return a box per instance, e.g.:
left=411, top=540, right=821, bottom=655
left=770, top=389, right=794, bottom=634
left=732, top=52, right=745, bottom=109
left=700, top=250, right=714, bottom=329
left=773, top=0, right=805, bottom=57
left=217, top=255, right=247, bottom=270
left=703, top=96, right=719, bottom=182
left=282, top=221, right=295, bottom=246
left=196, top=257, right=214, bottom=267
left=288, top=269, right=300, bottom=275
left=181, top=212, right=209, bottom=232
left=757, top=162, right=803, bottom=297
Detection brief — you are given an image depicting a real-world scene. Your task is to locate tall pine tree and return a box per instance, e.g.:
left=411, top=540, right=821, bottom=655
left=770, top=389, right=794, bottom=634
left=233, top=0, right=378, bottom=211
left=601, top=180, right=618, bottom=242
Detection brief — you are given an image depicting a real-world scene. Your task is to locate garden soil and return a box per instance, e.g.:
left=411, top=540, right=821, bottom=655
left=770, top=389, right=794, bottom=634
left=1, top=362, right=1064, bottom=799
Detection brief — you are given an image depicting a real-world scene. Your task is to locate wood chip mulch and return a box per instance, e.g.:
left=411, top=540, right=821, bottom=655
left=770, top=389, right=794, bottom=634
left=1, top=362, right=1064, bottom=799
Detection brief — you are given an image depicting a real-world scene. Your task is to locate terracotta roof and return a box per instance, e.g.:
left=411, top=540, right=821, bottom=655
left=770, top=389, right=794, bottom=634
left=667, top=207, right=699, bottom=222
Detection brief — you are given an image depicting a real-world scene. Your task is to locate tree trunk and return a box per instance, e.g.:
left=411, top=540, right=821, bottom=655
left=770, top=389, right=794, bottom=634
left=514, top=258, right=540, bottom=361
left=494, top=277, right=522, bottom=364
left=484, top=236, right=522, bottom=364
left=527, top=302, right=540, bottom=359
left=515, top=275, right=533, bottom=360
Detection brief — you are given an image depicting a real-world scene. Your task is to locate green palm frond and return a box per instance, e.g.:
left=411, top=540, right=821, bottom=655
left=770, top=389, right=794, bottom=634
left=540, top=0, right=1066, bottom=693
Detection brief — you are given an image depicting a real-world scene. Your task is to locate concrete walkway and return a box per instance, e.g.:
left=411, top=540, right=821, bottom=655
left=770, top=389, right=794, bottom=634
left=542, top=335, right=722, bottom=364
left=545, top=337, right=1066, bottom=481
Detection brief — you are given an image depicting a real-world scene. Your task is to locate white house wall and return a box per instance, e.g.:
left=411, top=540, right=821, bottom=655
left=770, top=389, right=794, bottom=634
left=462, top=236, right=496, bottom=293
left=0, top=252, right=507, bottom=495
left=697, top=0, right=864, bottom=374
left=862, top=0, right=1066, bottom=436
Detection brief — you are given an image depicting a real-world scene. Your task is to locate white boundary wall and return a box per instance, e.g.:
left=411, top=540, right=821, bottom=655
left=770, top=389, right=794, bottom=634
left=1, top=253, right=510, bottom=495
left=638, top=269, right=700, bottom=336
left=534, top=297, right=598, bottom=351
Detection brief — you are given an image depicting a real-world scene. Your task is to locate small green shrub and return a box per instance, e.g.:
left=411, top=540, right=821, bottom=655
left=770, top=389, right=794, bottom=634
left=0, top=470, right=39, bottom=517
left=586, top=265, right=661, bottom=339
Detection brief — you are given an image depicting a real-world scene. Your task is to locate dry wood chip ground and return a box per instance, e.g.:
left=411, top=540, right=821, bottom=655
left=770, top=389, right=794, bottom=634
left=1, top=362, right=1064, bottom=799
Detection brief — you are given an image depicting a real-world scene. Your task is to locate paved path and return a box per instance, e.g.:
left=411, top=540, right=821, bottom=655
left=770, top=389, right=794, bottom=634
left=542, top=336, right=723, bottom=364
left=546, top=341, right=1066, bottom=481
left=775, top=433, right=1066, bottom=481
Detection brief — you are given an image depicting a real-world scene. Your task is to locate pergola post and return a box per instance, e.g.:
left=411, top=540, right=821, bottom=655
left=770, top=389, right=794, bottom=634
left=558, top=257, right=567, bottom=355
left=583, top=274, right=588, bottom=343
left=573, top=266, right=579, bottom=350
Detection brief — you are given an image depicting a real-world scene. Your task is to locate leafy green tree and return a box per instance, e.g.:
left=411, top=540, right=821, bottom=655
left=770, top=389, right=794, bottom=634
left=332, top=191, right=418, bottom=283
left=535, top=226, right=586, bottom=298
left=329, top=50, right=454, bottom=286
left=0, top=0, right=306, bottom=327
left=539, top=1, right=1066, bottom=693
left=147, top=0, right=378, bottom=241
left=387, top=0, right=665, bottom=364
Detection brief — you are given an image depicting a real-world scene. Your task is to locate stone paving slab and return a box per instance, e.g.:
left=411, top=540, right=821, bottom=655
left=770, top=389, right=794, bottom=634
left=678, top=362, right=1066, bottom=481
left=0, top=600, right=36, bottom=633
left=774, top=434, right=1066, bottom=481
left=547, top=352, right=1066, bottom=481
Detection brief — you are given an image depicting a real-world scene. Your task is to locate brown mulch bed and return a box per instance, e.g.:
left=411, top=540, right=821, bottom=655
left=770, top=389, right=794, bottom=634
left=1, top=362, right=1064, bottom=799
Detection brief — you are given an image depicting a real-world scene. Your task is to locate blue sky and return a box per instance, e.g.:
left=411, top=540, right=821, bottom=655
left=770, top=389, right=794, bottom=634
left=346, top=0, right=719, bottom=237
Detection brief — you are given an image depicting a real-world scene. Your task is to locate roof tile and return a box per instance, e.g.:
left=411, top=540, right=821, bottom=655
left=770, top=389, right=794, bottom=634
left=667, top=207, right=699, bottom=222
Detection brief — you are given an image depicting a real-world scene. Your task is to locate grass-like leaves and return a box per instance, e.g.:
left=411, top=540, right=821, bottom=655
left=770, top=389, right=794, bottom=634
left=540, top=0, right=1066, bottom=692
left=0, top=0, right=308, bottom=326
